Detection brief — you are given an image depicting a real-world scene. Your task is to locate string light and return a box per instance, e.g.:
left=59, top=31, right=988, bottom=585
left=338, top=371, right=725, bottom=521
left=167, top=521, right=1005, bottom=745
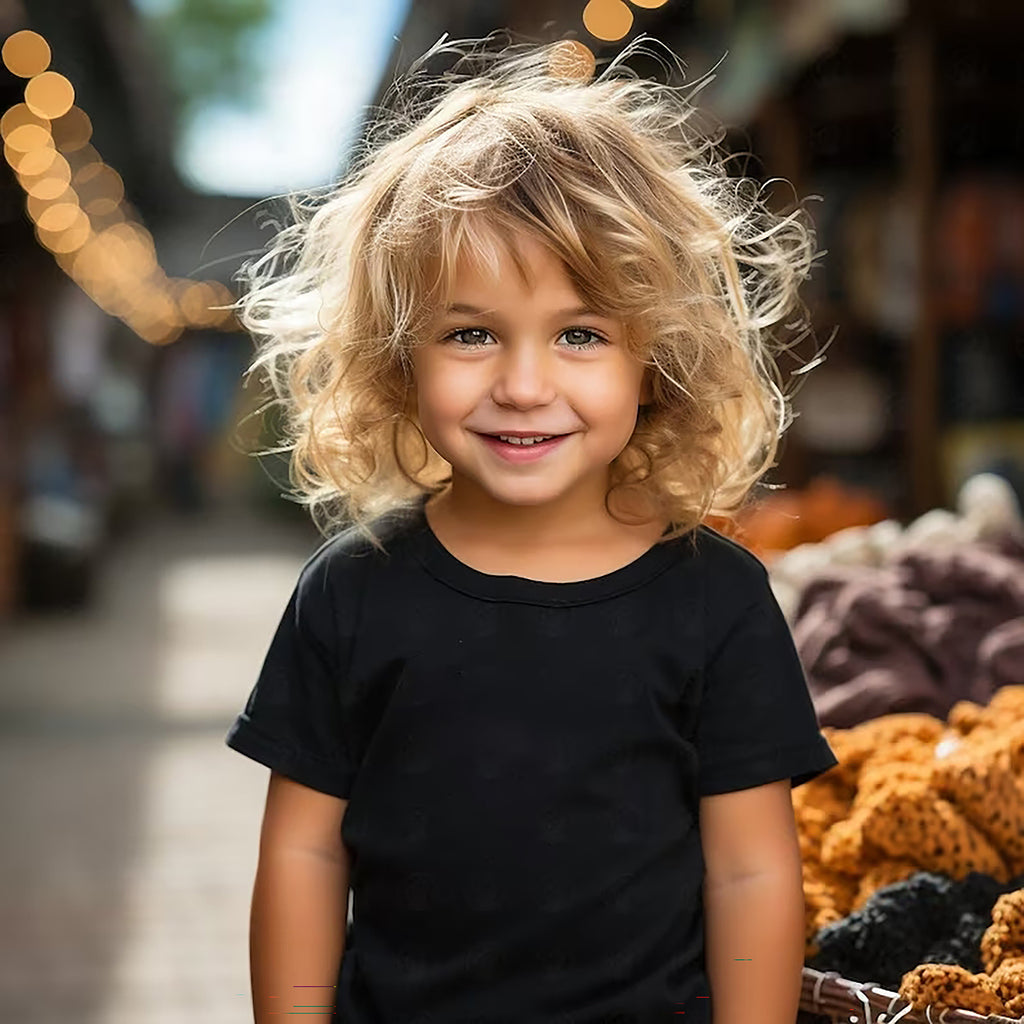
left=15, top=144, right=59, bottom=177
left=21, top=152, right=71, bottom=194
left=24, top=70, right=75, bottom=118
left=1, top=102, right=47, bottom=137
left=582, top=0, right=634, bottom=42
left=1, top=28, right=239, bottom=345
left=37, top=209, right=90, bottom=253
left=5, top=119, right=49, bottom=152
left=548, top=39, right=596, bottom=80
left=2, top=30, right=50, bottom=78
left=35, top=200, right=80, bottom=233
left=577, top=0, right=673, bottom=52
left=50, top=106, right=92, bottom=151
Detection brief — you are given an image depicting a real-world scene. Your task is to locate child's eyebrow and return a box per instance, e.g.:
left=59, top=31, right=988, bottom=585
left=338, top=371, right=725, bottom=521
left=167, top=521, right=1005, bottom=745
left=443, top=303, right=496, bottom=316
left=443, top=302, right=613, bottom=320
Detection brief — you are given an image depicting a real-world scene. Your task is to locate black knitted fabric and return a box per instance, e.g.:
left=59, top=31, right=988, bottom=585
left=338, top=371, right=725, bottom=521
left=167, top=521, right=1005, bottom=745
left=806, top=870, right=1024, bottom=987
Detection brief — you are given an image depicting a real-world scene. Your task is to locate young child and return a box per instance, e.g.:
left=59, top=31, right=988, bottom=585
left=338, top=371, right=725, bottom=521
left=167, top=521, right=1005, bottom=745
left=226, top=35, right=838, bottom=1024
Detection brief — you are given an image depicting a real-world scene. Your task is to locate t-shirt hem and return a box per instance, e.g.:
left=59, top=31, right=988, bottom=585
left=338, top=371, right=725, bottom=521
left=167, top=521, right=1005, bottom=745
left=698, top=736, right=839, bottom=796
left=225, top=716, right=354, bottom=799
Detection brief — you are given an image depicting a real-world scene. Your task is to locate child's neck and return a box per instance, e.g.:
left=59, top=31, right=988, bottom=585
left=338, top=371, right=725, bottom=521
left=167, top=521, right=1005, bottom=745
left=424, top=484, right=668, bottom=583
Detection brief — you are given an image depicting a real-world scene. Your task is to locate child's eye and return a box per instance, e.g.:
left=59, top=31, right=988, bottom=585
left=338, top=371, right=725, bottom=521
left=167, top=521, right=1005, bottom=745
left=445, top=328, right=494, bottom=347
left=442, top=327, right=607, bottom=349
left=560, top=328, right=606, bottom=350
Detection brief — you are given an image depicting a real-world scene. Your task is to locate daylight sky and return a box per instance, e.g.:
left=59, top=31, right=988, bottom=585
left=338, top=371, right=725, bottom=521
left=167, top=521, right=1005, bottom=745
left=135, top=0, right=412, bottom=195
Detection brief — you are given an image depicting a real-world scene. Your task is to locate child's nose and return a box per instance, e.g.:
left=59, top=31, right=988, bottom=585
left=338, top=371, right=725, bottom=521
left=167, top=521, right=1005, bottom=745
left=491, top=344, right=557, bottom=408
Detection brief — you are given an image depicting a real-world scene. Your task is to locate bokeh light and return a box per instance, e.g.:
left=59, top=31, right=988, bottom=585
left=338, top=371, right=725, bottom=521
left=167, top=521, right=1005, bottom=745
left=35, top=201, right=81, bottom=234
left=68, top=142, right=101, bottom=169
left=24, top=71, right=75, bottom=119
left=178, top=281, right=221, bottom=324
left=36, top=208, right=90, bottom=253
left=1, top=102, right=49, bottom=139
left=74, top=161, right=126, bottom=207
left=26, top=187, right=76, bottom=223
left=548, top=40, right=596, bottom=81
left=24, top=161, right=72, bottom=200
left=15, top=145, right=59, bottom=177
left=4, top=121, right=51, bottom=153
left=50, top=107, right=92, bottom=151
left=1, top=30, right=50, bottom=78
left=84, top=196, right=119, bottom=217
left=1, top=27, right=241, bottom=343
left=627, top=0, right=670, bottom=8
left=4, top=139, right=54, bottom=173
left=582, top=0, right=634, bottom=41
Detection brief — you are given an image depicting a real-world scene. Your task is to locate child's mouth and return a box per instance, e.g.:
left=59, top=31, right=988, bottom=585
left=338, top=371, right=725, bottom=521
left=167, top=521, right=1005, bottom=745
left=476, top=433, right=571, bottom=462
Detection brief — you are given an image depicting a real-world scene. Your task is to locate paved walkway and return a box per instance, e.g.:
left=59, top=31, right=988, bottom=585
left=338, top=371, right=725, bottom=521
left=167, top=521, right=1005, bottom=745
left=0, top=503, right=320, bottom=1024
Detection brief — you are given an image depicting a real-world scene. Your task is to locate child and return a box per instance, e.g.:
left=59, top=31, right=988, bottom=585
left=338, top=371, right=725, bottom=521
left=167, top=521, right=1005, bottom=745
left=226, top=34, right=838, bottom=1024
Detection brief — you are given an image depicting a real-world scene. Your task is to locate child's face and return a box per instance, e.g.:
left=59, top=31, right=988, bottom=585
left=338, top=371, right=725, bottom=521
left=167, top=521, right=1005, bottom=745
left=411, top=226, right=651, bottom=515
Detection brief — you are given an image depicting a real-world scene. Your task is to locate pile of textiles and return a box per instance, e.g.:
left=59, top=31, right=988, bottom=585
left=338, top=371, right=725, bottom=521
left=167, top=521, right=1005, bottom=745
left=794, top=684, right=1024, bottom=1017
left=807, top=872, right=1024, bottom=1017
left=767, top=472, right=1024, bottom=729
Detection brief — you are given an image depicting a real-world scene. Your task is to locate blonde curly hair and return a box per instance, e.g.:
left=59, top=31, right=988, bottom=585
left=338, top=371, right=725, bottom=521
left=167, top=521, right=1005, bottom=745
left=238, top=34, right=820, bottom=547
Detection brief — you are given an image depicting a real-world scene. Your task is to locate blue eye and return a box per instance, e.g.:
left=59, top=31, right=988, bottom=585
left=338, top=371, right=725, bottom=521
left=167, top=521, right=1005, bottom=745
left=560, top=328, right=606, bottom=350
left=445, top=328, right=494, bottom=346
left=442, top=327, right=607, bottom=349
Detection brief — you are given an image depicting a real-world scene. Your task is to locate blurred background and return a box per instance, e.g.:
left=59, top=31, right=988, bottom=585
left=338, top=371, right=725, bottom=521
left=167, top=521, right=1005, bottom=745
left=1, top=0, right=1022, bottom=1021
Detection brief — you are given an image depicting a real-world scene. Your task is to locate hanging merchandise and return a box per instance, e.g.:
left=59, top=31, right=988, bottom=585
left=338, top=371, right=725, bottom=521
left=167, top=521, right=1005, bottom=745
left=988, top=180, right=1024, bottom=323
left=875, top=187, right=919, bottom=337
left=841, top=183, right=888, bottom=327
left=790, top=362, right=891, bottom=453
left=932, top=176, right=1024, bottom=328
left=933, top=179, right=997, bottom=327
left=835, top=182, right=920, bottom=337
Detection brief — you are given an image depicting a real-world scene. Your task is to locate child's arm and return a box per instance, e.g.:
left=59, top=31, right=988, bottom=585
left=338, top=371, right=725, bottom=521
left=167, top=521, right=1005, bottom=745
left=250, top=771, right=351, bottom=1023
left=700, top=780, right=805, bottom=1024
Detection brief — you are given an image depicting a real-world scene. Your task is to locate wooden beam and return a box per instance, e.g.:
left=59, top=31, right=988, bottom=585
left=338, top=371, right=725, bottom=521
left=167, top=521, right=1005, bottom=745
left=899, top=3, right=940, bottom=514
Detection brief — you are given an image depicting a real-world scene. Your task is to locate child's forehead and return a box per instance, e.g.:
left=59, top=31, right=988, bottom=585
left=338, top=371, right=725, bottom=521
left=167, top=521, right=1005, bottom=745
left=449, top=221, right=560, bottom=281
left=435, top=215, right=600, bottom=299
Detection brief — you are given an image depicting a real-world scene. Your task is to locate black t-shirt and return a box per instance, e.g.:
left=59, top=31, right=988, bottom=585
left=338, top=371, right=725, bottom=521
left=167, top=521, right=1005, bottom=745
left=226, top=500, right=838, bottom=1024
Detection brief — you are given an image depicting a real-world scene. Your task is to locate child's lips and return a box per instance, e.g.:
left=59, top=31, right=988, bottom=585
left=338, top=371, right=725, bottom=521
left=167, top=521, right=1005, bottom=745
left=474, top=432, right=572, bottom=462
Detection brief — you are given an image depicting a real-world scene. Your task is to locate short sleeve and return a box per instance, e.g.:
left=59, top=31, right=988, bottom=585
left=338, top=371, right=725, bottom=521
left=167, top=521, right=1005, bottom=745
left=696, top=565, right=838, bottom=797
left=224, top=551, right=355, bottom=799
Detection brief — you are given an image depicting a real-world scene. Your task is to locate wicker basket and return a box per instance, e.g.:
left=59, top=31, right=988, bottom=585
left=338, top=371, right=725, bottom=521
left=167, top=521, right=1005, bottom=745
left=800, top=967, right=1024, bottom=1024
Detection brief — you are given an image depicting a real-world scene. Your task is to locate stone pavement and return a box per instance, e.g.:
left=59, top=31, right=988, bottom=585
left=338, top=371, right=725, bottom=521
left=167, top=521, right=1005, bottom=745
left=0, top=503, right=321, bottom=1024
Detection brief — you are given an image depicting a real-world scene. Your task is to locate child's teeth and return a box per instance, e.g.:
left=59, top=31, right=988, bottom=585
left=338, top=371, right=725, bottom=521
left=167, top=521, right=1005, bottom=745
left=498, top=435, right=553, bottom=445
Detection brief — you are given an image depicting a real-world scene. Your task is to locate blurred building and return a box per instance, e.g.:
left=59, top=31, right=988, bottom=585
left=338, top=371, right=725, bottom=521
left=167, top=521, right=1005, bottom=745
left=0, top=0, right=268, bottom=617
left=2, top=0, right=1023, bottom=618
left=374, top=0, right=1024, bottom=522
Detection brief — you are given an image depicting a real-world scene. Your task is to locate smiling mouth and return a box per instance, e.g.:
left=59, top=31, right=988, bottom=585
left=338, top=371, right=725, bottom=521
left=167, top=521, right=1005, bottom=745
left=490, top=434, right=560, bottom=446
left=474, top=431, right=573, bottom=454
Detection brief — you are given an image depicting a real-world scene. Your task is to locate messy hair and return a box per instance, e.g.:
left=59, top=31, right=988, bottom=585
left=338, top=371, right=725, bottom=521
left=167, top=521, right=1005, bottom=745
left=238, top=34, right=820, bottom=546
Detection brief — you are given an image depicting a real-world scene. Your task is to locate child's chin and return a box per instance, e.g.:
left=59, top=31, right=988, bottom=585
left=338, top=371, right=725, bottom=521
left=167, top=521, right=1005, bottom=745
left=478, top=482, right=580, bottom=508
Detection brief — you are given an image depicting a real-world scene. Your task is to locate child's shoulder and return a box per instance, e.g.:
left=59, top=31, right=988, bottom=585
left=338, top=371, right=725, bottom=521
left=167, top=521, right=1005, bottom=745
left=685, top=526, right=785, bottom=646
left=296, top=503, right=424, bottom=588
left=688, top=523, right=770, bottom=583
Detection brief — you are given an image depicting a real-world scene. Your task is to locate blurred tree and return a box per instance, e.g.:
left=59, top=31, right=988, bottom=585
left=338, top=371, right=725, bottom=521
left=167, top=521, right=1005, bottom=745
left=139, top=0, right=274, bottom=125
